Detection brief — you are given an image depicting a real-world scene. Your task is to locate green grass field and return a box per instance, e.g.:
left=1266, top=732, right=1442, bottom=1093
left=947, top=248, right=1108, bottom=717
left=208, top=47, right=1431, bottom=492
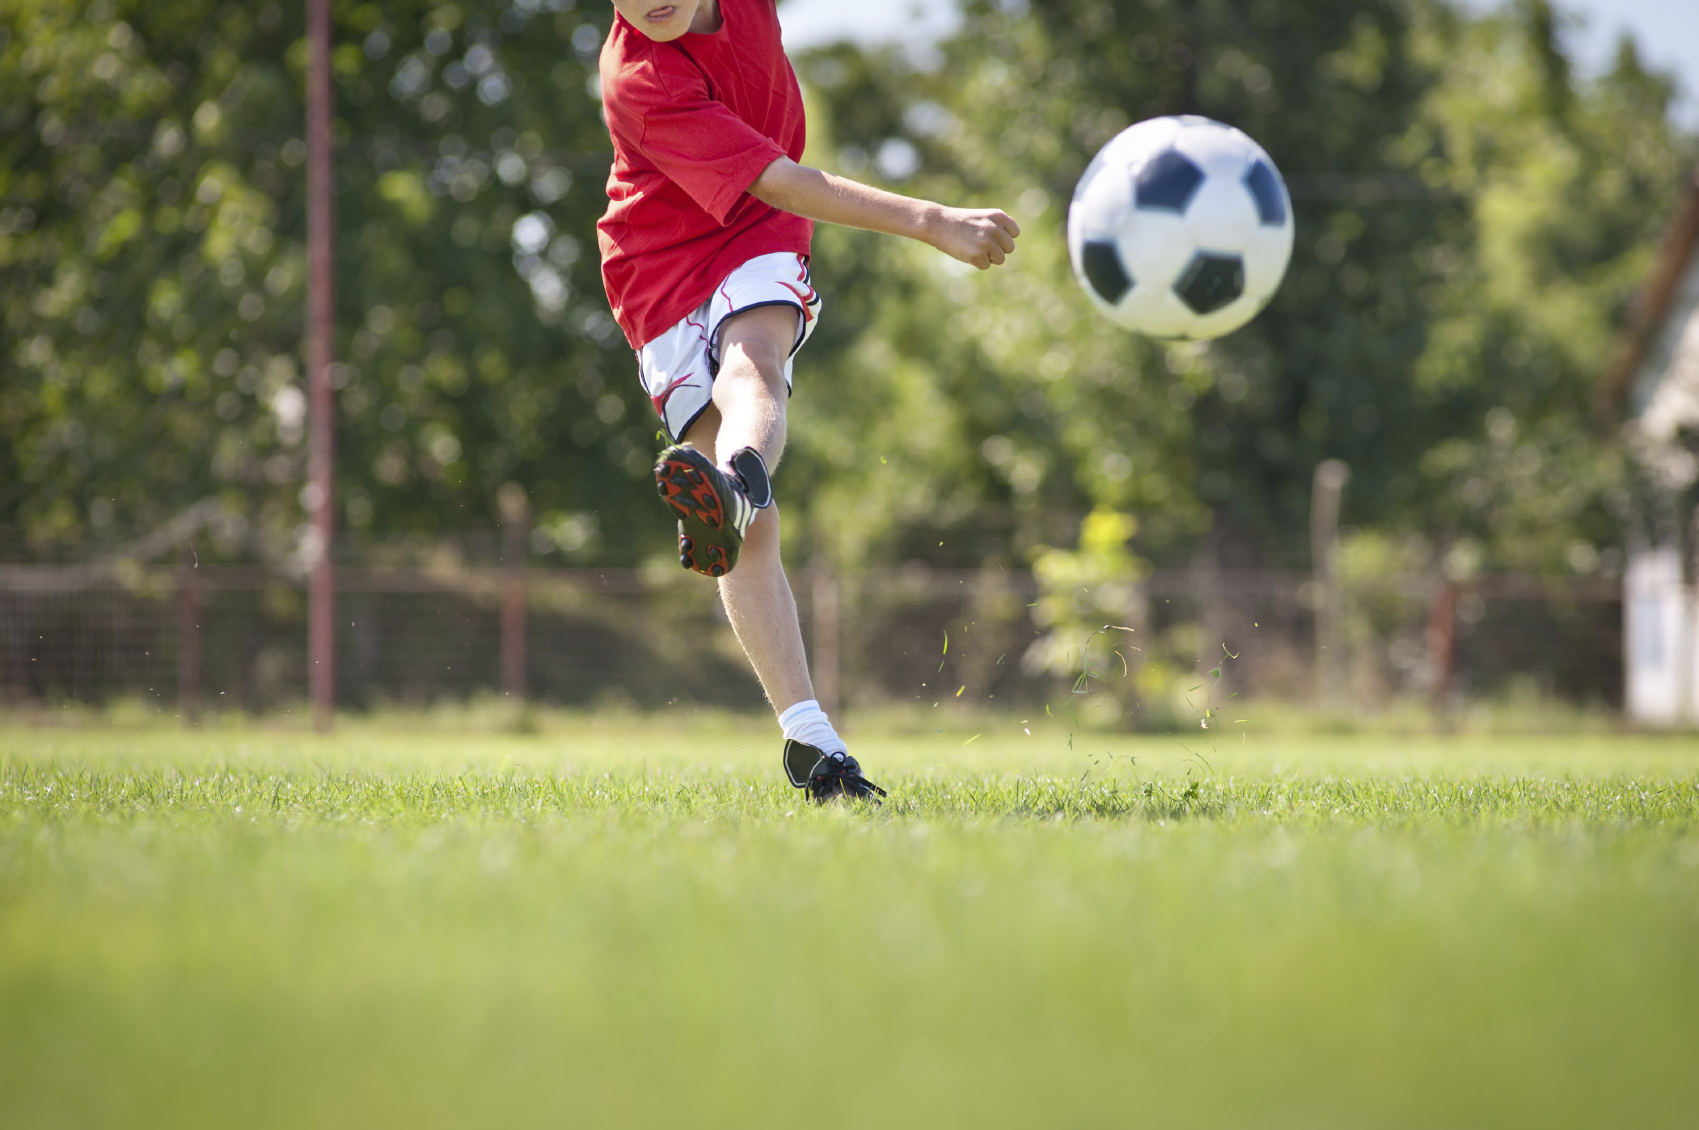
left=3, top=710, right=1697, bottom=1128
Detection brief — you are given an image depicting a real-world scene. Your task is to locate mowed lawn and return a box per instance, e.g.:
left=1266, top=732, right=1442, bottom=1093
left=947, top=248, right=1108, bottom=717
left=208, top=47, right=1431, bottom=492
left=2, top=712, right=1697, bottom=1129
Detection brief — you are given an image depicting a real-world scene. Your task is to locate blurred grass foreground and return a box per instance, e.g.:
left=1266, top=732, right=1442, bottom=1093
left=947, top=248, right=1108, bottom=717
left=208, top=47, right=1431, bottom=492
left=2, top=715, right=1697, bottom=1129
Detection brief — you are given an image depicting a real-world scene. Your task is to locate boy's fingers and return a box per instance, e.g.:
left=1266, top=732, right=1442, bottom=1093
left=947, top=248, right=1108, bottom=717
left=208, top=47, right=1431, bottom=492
left=994, top=228, right=1016, bottom=254
left=995, top=211, right=1021, bottom=238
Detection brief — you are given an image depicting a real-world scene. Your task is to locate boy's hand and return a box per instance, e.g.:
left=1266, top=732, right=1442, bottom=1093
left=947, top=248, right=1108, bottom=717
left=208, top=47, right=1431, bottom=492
left=927, top=207, right=1021, bottom=270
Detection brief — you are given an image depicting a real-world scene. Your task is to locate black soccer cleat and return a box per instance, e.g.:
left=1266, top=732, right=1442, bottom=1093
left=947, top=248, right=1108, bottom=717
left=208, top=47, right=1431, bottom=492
left=654, top=444, right=770, bottom=578
left=727, top=446, right=773, bottom=509
left=783, top=739, right=887, bottom=804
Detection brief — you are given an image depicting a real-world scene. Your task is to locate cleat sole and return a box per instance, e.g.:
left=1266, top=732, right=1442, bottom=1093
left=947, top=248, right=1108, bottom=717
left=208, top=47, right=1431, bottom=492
left=655, top=458, right=725, bottom=530
left=655, top=446, right=744, bottom=579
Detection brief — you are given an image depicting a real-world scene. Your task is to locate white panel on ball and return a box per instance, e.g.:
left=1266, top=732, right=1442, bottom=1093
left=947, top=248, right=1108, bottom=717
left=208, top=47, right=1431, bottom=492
left=1067, top=114, right=1295, bottom=341
left=1183, top=177, right=1258, bottom=252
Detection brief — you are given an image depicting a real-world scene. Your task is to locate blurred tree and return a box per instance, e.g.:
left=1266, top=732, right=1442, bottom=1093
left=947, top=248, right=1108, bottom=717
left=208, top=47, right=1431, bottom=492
left=784, top=0, right=1694, bottom=582
left=0, top=0, right=658, bottom=565
left=1393, top=2, right=1692, bottom=576
left=2, top=0, right=1692, bottom=588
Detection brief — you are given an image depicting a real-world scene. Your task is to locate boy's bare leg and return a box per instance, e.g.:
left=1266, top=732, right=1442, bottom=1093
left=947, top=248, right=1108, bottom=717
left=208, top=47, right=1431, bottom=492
left=711, top=304, right=796, bottom=469
left=678, top=305, right=814, bottom=714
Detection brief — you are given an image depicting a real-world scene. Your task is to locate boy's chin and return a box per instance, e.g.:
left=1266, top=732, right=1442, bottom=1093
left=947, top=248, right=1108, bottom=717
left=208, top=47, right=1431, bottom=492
left=623, top=3, right=695, bottom=41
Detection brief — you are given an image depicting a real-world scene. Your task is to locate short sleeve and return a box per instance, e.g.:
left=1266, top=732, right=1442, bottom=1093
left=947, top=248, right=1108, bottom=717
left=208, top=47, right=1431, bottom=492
left=603, top=46, right=785, bottom=226
left=641, top=100, right=786, bottom=224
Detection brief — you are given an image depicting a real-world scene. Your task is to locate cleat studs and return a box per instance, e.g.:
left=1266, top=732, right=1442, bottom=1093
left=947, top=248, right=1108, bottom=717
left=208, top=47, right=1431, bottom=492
left=710, top=565, right=725, bottom=577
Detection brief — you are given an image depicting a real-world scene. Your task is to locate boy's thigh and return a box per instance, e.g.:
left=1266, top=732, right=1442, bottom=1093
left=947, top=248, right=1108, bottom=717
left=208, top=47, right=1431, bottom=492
left=637, top=252, right=824, bottom=443
left=716, top=304, right=803, bottom=383
left=705, top=252, right=822, bottom=368
left=679, top=402, right=722, bottom=462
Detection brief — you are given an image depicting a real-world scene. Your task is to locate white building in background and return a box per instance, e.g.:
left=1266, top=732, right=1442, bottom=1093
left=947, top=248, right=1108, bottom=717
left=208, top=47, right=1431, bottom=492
left=1611, top=166, right=1699, bottom=724
left=1623, top=548, right=1685, bottom=722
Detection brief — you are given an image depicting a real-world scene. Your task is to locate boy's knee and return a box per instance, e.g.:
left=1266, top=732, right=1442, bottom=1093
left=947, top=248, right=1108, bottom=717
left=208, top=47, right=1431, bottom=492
left=718, top=306, right=798, bottom=385
left=716, top=349, right=787, bottom=400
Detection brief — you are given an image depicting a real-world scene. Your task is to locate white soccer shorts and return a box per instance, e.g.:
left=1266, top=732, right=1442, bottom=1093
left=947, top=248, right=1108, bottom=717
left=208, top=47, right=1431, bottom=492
left=636, top=251, right=823, bottom=442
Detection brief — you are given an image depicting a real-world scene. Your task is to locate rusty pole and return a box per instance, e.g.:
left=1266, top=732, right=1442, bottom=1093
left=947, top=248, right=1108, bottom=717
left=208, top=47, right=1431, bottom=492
left=1426, top=580, right=1458, bottom=713
left=306, top=0, right=336, bottom=731
left=177, top=546, right=202, bottom=725
left=499, top=485, right=530, bottom=702
left=1310, top=459, right=1350, bottom=706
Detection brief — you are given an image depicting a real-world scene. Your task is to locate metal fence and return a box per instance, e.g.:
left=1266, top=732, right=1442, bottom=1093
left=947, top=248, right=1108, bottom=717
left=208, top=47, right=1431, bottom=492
left=0, top=560, right=1623, bottom=720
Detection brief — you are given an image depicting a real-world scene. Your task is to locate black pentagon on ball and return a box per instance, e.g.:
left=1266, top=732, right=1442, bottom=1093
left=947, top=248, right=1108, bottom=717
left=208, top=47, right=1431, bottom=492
left=1134, top=149, right=1204, bottom=213
left=1174, top=252, right=1245, bottom=315
left=1080, top=239, right=1133, bottom=304
left=1242, top=159, right=1287, bottom=226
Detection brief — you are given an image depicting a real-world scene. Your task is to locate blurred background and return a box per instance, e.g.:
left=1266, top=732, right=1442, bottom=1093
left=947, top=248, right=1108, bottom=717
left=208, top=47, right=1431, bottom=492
left=3, top=0, right=1697, bottom=726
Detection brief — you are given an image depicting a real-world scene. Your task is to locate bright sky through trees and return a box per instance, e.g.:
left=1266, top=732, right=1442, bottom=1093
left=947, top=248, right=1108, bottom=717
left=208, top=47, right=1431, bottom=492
left=778, top=0, right=1699, bottom=126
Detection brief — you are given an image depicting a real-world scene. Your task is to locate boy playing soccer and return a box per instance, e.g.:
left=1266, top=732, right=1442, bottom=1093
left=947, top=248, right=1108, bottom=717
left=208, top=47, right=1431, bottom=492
left=597, top=0, right=1020, bottom=801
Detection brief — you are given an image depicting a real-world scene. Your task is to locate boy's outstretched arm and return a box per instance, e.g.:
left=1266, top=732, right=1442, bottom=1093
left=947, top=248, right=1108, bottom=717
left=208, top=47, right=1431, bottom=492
left=748, top=157, right=1020, bottom=271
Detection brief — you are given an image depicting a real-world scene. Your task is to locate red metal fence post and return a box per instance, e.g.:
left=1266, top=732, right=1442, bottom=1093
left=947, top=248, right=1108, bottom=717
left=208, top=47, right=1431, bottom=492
left=306, top=0, right=336, bottom=732
left=177, top=549, right=202, bottom=724
left=1427, top=580, right=1459, bottom=712
left=1310, top=459, right=1351, bottom=706
left=499, top=485, right=530, bottom=702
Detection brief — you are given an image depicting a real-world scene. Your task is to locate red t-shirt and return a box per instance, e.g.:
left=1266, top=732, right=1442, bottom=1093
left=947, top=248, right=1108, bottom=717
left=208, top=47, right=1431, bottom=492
left=597, top=0, right=813, bottom=349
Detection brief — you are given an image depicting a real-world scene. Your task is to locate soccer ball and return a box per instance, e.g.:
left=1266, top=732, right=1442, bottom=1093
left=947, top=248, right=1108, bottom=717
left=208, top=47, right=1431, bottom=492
left=1067, top=115, right=1294, bottom=340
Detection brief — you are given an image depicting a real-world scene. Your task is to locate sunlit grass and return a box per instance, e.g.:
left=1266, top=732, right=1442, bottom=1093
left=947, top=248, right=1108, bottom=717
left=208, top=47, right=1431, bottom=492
left=2, top=714, right=1697, bottom=1128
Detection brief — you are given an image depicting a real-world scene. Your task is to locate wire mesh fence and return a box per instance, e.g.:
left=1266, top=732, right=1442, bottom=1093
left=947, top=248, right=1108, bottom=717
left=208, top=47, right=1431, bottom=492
left=0, top=559, right=1623, bottom=721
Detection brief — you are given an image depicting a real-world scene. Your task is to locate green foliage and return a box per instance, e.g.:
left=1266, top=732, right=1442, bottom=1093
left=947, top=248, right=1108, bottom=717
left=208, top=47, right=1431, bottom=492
left=1026, top=508, right=1153, bottom=709
left=1393, top=3, right=1686, bottom=569
left=0, top=0, right=660, bottom=564
left=2, top=0, right=1692, bottom=578
left=2, top=722, right=1698, bottom=1127
left=789, top=0, right=1694, bottom=573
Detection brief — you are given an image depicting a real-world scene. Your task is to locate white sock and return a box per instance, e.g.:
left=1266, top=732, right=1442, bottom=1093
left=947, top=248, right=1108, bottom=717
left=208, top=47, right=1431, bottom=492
left=778, top=699, right=846, bottom=756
